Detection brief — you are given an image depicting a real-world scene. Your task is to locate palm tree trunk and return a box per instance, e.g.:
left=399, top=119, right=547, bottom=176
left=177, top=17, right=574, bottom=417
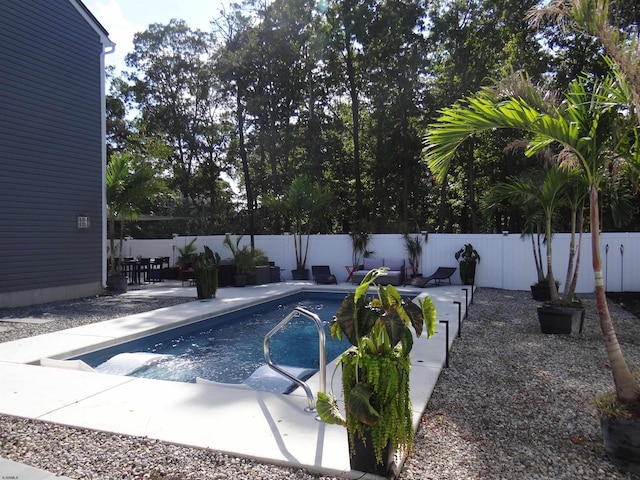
left=108, top=215, right=117, bottom=275
left=546, top=213, right=560, bottom=303
left=568, top=204, right=585, bottom=297
left=590, top=186, right=640, bottom=403
left=532, top=232, right=545, bottom=284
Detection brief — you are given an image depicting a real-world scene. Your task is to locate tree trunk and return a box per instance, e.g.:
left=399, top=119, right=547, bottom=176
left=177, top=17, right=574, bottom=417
left=108, top=215, right=118, bottom=275
left=465, top=141, right=478, bottom=232
left=237, top=86, right=255, bottom=248
left=437, top=171, right=449, bottom=232
left=345, top=39, right=363, bottom=219
left=546, top=206, right=560, bottom=304
left=590, top=187, right=640, bottom=403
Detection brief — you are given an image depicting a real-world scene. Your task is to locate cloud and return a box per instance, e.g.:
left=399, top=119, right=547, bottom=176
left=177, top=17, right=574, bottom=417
left=86, top=0, right=140, bottom=73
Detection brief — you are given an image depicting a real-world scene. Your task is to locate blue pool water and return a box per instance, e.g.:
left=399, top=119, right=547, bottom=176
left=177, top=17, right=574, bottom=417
left=74, top=293, right=349, bottom=387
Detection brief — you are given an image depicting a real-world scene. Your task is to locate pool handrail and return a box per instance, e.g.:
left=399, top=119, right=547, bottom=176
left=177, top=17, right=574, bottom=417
left=263, top=306, right=326, bottom=414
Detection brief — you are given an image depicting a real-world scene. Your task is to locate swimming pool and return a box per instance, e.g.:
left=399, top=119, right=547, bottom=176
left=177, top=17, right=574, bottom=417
left=73, top=292, right=349, bottom=390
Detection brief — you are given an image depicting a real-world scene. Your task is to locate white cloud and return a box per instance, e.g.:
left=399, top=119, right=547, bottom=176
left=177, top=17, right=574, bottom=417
left=85, top=0, right=141, bottom=73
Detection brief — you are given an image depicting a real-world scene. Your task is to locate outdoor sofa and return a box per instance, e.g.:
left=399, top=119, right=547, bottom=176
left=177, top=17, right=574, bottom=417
left=351, top=257, right=405, bottom=286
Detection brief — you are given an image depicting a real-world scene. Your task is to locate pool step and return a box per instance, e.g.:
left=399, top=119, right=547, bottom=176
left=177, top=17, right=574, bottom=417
left=197, top=364, right=317, bottom=394
left=94, top=352, right=173, bottom=376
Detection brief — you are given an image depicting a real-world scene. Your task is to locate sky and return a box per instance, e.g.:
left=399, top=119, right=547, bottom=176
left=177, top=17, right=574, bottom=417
left=83, top=0, right=229, bottom=74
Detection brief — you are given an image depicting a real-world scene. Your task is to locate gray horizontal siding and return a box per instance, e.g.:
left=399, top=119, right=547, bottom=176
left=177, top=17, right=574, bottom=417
left=0, top=0, right=105, bottom=295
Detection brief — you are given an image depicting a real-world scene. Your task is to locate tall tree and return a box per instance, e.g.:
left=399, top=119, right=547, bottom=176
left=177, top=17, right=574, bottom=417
left=243, top=0, right=313, bottom=196
left=214, top=7, right=258, bottom=243
left=424, top=0, right=547, bottom=232
left=126, top=20, right=221, bottom=205
left=364, top=0, right=428, bottom=231
left=325, top=0, right=371, bottom=221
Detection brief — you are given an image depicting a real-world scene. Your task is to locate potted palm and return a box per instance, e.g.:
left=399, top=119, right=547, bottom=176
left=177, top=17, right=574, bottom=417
left=223, top=234, right=267, bottom=287
left=454, top=244, right=480, bottom=285
left=484, top=168, right=556, bottom=301
left=106, top=152, right=166, bottom=292
left=349, top=231, right=373, bottom=270
left=177, top=238, right=198, bottom=268
left=176, top=238, right=198, bottom=283
left=348, top=231, right=374, bottom=282
left=403, top=233, right=423, bottom=278
left=316, top=268, right=436, bottom=475
left=263, top=177, right=331, bottom=280
left=424, top=66, right=640, bottom=469
left=485, top=165, right=587, bottom=332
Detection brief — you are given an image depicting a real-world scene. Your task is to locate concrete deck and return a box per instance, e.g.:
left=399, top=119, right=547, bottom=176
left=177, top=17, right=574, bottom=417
left=0, top=280, right=472, bottom=479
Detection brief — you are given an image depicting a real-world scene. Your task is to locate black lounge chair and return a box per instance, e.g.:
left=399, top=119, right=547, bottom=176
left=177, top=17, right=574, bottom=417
left=410, top=267, right=456, bottom=287
left=312, top=265, right=337, bottom=284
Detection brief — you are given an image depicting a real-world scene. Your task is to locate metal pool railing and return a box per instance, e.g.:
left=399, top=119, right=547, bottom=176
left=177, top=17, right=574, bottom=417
left=263, top=307, right=326, bottom=414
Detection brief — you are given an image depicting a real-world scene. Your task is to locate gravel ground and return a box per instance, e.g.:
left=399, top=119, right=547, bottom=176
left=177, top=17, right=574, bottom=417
left=1, top=288, right=640, bottom=479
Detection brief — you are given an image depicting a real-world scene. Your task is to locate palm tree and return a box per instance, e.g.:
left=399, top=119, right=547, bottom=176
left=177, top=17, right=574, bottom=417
left=485, top=165, right=585, bottom=305
left=424, top=71, right=640, bottom=404
left=106, top=152, right=166, bottom=276
left=527, top=0, right=640, bottom=121
left=263, top=177, right=331, bottom=273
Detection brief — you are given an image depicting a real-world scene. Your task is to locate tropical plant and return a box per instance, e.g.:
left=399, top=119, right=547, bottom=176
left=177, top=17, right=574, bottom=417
left=403, top=233, right=423, bottom=276
left=316, top=268, right=436, bottom=468
left=527, top=0, right=640, bottom=121
left=223, top=234, right=267, bottom=276
left=349, top=231, right=373, bottom=269
left=485, top=175, right=548, bottom=286
left=485, top=165, right=587, bottom=305
left=424, top=70, right=640, bottom=405
left=454, top=243, right=480, bottom=284
left=106, top=152, right=166, bottom=276
left=194, top=246, right=221, bottom=299
left=263, top=177, right=331, bottom=271
left=176, top=238, right=198, bottom=268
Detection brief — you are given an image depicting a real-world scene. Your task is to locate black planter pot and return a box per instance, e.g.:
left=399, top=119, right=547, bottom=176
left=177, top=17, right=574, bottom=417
left=163, top=267, right=180, bottom=280
left=106, top=274, right=128, bottom=293
left=234, top=274, right=247, bottom=287
left=291, top=268, right=310, bottom=280
left=537, top=304, right=585, bottom=334
left=349, top=431, right=394, bottom=476
left=530, top=282, right=559, bottom=301
left=601, top=416, right=640, bottom=473
left=459, top=261, right=476, bottom=285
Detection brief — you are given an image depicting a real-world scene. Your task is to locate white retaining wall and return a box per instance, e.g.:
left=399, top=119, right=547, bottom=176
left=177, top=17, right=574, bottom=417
left=120, top=232, right=640, bottom=293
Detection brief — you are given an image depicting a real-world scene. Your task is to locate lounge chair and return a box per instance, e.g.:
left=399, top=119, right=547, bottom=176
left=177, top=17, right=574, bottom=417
left=312, top=265, right=337, bottom=284
left=410, top=267, right=456, bottom=287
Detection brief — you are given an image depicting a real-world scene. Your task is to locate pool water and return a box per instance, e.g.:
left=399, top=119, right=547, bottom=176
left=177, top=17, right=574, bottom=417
left=75, top=293, right=349, bottom=386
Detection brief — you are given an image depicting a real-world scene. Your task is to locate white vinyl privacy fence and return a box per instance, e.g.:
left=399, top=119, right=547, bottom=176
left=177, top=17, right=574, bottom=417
left=120, top=232, right=640, bottom=293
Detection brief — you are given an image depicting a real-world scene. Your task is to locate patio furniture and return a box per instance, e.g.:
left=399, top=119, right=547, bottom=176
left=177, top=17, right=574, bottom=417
left=351, top=258, right=405, bottom=286
left=121, top=260, right=141, bottom=285
left=344, top=265, right=357, bottom=282
left=148, top=257, right=168, bottom=282
left=410, top=266, right=456, bottom=287
left=139, top=257, right=151, bottom=282
left=178, top=263, right=196, bottom=286
left=312, top=265, right=337, bottom=284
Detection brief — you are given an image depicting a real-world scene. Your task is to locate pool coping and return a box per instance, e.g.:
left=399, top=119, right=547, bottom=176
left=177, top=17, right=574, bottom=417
left=0, top=282, right=470, bottom=478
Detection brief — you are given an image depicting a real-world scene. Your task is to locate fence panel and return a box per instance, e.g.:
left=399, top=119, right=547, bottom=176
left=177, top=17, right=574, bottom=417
left=122, top=232, right=640, bottom=292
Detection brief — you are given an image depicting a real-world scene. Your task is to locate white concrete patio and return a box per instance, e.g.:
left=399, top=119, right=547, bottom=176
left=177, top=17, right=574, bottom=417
left=0, top=280, right=472, bottom=479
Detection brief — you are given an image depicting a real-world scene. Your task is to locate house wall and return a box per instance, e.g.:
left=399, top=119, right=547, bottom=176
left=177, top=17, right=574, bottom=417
left=124, top=232, right=640, bottom=293
left=0, top=0, right=110, bottom=307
